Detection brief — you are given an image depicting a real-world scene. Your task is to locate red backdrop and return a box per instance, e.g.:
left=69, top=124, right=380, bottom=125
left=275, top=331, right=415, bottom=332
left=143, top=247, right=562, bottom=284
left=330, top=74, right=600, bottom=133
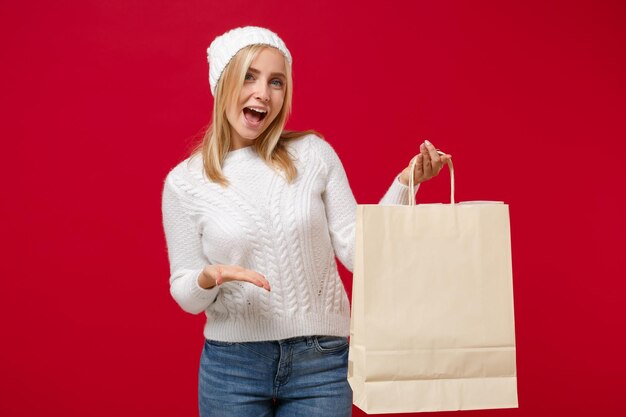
left=2, top=1, right=625, bottom=416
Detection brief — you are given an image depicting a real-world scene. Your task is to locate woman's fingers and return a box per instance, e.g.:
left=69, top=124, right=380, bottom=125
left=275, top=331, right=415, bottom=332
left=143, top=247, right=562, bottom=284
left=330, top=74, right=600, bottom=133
left=420, top=142, right=433, bottom=178
left=220, top=265, right=271, bottom=291
left=424, top=140, right=442, bottom=174
left=440, top=153, right=452, bottom=168
left=248, top=271, right=271, bottom=291
left=412, top=140, right=451, bottom=184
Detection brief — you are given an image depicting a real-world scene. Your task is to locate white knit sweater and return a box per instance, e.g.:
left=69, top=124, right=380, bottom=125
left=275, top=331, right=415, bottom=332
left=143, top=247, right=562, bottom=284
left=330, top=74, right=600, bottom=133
left=161, top=134, right=417, bottom=342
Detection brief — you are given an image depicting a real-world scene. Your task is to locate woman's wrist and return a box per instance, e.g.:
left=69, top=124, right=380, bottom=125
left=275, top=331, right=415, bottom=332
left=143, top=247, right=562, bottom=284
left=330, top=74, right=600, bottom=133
left=198, top=268, right=217, bottom=289
left=398, top=171, right=410, bottom=186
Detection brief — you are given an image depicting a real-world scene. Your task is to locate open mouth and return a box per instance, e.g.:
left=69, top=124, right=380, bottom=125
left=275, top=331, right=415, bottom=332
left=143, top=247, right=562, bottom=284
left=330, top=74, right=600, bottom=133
left=243, top=107, right=268, bottom=125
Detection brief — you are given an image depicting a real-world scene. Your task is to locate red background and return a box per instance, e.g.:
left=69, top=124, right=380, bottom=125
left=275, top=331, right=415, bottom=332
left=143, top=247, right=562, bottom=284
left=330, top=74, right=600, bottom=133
left=2, top=1, right=625, bottom=416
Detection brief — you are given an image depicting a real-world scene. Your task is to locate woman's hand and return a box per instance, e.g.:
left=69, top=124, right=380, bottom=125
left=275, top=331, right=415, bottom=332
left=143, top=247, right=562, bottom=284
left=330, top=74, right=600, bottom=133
left=198, top=264, right=271, bottom=291
left=398, top=140, right=452, bottom=186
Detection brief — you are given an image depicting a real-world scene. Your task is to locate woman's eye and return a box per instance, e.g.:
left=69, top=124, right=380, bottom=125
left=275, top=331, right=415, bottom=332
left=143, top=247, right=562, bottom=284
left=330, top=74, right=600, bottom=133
left=244, top=73, right=254, bottom=81
left=271, top=79, right=284, bottom=87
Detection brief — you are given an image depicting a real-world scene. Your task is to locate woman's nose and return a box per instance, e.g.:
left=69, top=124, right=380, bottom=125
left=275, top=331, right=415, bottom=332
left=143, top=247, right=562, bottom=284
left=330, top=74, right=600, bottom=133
left=254, top=83, right=270, bottom=102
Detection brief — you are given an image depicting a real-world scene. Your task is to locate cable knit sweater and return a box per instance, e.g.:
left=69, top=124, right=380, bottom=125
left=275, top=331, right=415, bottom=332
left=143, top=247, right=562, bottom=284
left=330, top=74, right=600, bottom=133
left=161, top=134, right=417, bottom=342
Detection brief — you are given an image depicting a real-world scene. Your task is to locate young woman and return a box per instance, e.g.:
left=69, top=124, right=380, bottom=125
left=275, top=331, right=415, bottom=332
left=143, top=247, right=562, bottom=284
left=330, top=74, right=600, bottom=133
left=162, top=26, right=451, bottom=417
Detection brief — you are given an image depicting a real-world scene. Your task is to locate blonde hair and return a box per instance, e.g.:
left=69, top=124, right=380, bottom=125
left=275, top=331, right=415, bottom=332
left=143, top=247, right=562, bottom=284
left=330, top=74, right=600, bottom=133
left=191, top=44, right=320, bottom=187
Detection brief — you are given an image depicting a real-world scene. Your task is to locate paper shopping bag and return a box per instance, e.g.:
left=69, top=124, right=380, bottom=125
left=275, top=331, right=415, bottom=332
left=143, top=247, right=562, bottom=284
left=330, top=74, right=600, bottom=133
left=348, top=156, right=518, bottom=414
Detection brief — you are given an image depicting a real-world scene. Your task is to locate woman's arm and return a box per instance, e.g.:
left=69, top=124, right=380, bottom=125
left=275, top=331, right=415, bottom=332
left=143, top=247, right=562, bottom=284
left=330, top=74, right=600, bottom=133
left=162, top=175, right=272, bottom=314
left=317, top=138, right=450, bottom=273
left=162, top=176, right=219, bottom=314
left=316, top=138, right=358, bottom=273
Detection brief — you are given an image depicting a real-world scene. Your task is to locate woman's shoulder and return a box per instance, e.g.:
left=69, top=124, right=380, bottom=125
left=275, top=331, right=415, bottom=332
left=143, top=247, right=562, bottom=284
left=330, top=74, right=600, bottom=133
left=163, top=153, right=204, bottom=189
left=283, top=131, right=336, bottom=158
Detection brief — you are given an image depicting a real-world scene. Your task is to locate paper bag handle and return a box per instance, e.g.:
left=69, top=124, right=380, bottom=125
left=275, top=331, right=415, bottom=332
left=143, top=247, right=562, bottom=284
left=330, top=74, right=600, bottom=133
left=408, top=150, right=455, bottom=205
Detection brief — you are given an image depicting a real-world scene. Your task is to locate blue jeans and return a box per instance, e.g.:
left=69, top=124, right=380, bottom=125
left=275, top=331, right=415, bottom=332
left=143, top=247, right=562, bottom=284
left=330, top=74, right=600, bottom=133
left=198, top=336, right=352, bottom=417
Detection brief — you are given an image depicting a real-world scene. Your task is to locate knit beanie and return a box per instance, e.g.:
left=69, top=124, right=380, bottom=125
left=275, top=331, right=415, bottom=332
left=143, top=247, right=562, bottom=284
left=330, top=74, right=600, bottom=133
left=207, top=26, right=292, bottom=96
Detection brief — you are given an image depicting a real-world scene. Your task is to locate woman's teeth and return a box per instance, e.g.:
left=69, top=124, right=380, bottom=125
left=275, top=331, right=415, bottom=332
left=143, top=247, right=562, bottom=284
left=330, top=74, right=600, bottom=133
left=243, top=107, right=267, bottom=124
left=247, top=107, right=267, bottom=115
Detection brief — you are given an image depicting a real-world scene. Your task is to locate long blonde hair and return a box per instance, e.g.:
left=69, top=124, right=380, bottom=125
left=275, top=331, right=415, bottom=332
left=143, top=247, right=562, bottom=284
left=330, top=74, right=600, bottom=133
left=191, top=44, right=320, bottom=187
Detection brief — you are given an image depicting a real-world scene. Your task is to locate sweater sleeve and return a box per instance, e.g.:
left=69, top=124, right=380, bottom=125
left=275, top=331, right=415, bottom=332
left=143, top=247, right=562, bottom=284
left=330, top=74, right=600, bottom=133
left=162, top=174, right=219, bottom=314
left=316, top=139, right=357, bottom=273
left=378, top=173, right=420, bottom=205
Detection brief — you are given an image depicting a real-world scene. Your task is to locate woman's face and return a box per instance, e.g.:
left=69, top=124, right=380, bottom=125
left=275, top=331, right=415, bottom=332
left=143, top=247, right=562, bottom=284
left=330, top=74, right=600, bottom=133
left=226, top=47, right=287, bottom=150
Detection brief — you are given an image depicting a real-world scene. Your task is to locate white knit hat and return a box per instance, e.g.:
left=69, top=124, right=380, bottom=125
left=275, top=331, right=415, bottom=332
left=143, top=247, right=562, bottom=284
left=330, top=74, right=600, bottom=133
left=207, top=26, right=292, bottom=96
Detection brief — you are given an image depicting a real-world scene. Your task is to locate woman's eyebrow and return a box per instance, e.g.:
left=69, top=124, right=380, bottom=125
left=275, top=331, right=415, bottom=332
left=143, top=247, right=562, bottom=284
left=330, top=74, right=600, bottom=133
left=248, top=67, right=286, bottom=79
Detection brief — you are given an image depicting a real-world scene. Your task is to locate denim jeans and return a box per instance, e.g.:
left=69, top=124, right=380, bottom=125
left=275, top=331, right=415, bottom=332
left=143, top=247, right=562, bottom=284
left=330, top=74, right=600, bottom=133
left=198, top=336, right=352, bottom=417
